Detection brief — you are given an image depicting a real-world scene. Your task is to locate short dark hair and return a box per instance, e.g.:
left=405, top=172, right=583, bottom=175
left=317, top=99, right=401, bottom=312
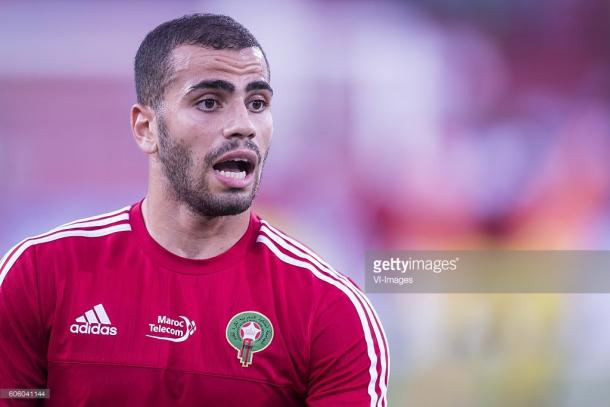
left=135, top=13, right=269, bottom=108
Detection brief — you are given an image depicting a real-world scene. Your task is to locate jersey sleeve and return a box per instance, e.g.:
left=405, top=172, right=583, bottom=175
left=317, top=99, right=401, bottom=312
left=0, top=244, right=47, bottom=404
left=306, top=287, right=388, bottom=407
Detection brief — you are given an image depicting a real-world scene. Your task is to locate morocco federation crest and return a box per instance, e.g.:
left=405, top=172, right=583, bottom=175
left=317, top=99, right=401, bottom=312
left=226, top=311, right=274, bottom=367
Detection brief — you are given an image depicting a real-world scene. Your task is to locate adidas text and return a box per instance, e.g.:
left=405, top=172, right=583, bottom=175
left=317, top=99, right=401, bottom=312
left=69, top=323, right=117, bottom=335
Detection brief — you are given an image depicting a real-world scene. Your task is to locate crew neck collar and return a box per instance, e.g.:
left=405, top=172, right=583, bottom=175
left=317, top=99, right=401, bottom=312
left=129, top=200, right=260, bottom=274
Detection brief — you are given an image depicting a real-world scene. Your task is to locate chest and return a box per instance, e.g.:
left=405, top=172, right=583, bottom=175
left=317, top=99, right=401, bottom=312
left=43, top=255, right=311, bottom=404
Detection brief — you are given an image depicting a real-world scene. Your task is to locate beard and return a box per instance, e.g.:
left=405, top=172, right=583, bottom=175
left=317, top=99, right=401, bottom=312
left=156, top=116, right=267, bottom=218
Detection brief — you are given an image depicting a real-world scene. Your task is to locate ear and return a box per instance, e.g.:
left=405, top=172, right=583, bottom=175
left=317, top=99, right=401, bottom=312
left=130, top=103, right=158, bottom=154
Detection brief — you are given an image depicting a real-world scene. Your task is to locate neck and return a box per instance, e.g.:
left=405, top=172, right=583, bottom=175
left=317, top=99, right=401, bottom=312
left=141, top=192, right=251, bottom=260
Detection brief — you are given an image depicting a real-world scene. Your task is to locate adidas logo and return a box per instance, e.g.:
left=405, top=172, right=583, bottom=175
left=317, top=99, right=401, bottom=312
left=69, top=304, right=118, bottom=336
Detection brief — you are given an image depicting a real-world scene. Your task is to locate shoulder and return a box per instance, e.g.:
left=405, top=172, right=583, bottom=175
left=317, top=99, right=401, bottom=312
left=255, top=217, right=390, bottom=405
left=253, top=216, right=376, bottom=317
left=254, top=216, right=359, bottom=293
left=0, top=205, right=133, bottom=286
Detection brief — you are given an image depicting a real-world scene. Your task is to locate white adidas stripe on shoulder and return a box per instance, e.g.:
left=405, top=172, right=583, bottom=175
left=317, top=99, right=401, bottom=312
left=0, top=207, right=132, bottom=273
left=256, top=234, right=382, bottom=406
left=46, top=211, right=130, bottom=236
left=0, top=207, right=133, bottom=288
left=256, top=222, right=388, bottom=407
left=259, top=223, right=389, bottom=406
left=0, top=224, right=132, bottom=287
left=260, top=220, right=389, bottom=406
left=61, top=205, right=131, bottom=227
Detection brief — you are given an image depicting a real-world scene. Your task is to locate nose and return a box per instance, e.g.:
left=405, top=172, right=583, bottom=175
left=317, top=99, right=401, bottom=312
left=222, top=105, right=256, bottom=139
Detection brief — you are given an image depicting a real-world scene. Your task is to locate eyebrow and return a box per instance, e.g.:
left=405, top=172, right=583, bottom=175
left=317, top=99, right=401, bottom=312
left=186, top=79, right=273, bottom=96
left=187, top=80, right=235, bottom=94
left=246, top=80, right=274, bottom=95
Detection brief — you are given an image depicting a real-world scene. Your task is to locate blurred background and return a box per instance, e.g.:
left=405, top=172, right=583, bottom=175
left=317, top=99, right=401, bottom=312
left=1, top=0, right=609, bottom=405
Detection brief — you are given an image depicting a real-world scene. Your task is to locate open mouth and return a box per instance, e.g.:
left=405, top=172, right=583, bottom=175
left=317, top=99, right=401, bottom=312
left=212, top=150, right=257, bottom=183
left=213, top=158, right=254, bottom=180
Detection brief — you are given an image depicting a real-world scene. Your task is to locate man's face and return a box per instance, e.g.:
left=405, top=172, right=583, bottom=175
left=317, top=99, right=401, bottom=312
left=155, top=45, right=273, bottom=217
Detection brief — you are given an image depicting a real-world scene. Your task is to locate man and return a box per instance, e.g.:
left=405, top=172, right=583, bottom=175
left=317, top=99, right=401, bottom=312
left=0, top=14, right=388, bottom=406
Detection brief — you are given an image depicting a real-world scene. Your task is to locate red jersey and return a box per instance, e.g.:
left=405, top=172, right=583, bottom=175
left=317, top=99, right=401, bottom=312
left=0, top=202, right=389, bottom=406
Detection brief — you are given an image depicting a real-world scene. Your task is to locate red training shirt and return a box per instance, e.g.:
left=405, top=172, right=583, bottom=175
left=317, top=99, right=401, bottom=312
left=0, top=202, right=389, bottom=406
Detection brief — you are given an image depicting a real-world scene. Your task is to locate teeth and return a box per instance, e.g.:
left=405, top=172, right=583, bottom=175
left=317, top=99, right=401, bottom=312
left=217, top=170, right=246, bottom=180
left=221, top=158, right=249, bottom=164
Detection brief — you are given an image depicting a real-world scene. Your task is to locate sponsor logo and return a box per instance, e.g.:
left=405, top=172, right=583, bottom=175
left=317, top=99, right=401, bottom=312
left=226, top=311, right=273, bottom=367
left=145, top=315, right=196, bottom=343
left=69, top=304, right=118, bottom=336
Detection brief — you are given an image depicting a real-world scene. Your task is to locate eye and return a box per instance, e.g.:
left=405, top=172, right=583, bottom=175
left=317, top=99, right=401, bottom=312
left=247, top=99, right=268, bottom=113
left=196, top=98, right=220, bottom=112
